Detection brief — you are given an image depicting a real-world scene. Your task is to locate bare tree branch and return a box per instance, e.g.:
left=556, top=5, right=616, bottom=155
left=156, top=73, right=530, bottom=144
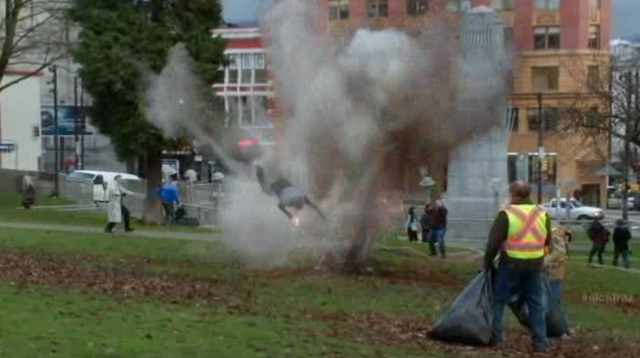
left=559, top=51, right=640, bottom=150
left=0, top=0, right=70, bottom=92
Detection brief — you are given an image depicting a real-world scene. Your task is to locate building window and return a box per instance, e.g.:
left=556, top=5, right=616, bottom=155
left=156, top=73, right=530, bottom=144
left=534, top=27, right=560, bottom=49
left=254, top=53, right=268, bottom=84
left=368, top=0, right=388, bottom=18
left=532, top=66, right=560, bottom=91
left=536, top=0, right=560, bottom=10
left=529, top=154, right=557, bottom=184
left=503, top=0, right=515, bottom=10
left=504, top=27, right=514, bottom=47
left=507, top=107, right=519, bottom=131
left=590, top=0, right=600, bottom=10
left=589, top=25, right=600, bottom=49
left=586, top=106, right=601, bottom=128
left=227, top=54, right=239, bottom=84
left=447, top=0, right=471, bottom=13
left=240, top=54, right=253, bottom=84
left=407, top=0, right=429, bottom=15
left=587, top=65, right=600, bottom=90
left=528, top=108, right=559, bottom=132
left=329, top=0, right=350, bottom=20
left=492, top=0, right=515, bottom=10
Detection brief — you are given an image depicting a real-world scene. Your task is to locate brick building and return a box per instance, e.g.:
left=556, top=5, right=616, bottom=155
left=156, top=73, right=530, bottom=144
left=212, top=26, right=277, bottom=145
left=317, top=0, right=613, bottom=206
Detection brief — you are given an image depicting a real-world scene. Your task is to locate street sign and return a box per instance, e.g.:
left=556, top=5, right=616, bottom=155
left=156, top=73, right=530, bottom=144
left=0, top=143, right=15, bottom=153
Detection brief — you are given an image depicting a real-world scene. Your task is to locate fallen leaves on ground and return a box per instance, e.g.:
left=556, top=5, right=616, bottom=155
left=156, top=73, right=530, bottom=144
left=307, top=312, right=640, bottom=358
left=0, top=250, right=228, bottom=302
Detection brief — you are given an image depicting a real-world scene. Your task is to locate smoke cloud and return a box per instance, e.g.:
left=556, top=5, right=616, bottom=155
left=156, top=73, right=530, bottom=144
left=139, top=0, right=512, bottom=271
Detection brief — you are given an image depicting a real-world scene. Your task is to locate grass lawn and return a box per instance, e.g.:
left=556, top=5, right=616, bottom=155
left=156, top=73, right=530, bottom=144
left=0, top=192, right=216, bottom=233
left=0, top=227, right=638, bottom=357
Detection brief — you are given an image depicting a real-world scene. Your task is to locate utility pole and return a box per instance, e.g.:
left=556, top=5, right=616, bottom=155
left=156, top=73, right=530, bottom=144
left=49, top=65, right=60, bottom=197
left=74, top=77, right=79, bottom=170
left=537, top=92, right=544, bottom=204
left=80, top=84, right=85, bottom=169
left=623, top=72, right=632, bottom=221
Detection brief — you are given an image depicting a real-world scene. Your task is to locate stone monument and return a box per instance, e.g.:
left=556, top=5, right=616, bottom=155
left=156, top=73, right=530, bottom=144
left=445, top=6, right=512, bottom=244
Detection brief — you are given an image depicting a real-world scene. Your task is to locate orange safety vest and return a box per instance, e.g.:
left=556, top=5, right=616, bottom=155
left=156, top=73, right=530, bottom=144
left=503, top=204, right=547, bottom=260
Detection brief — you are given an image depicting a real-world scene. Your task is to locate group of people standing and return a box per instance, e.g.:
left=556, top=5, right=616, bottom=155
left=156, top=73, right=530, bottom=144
left=586, top=218, right=633, bottom=268
left=405, top=200, right=448, bottom=258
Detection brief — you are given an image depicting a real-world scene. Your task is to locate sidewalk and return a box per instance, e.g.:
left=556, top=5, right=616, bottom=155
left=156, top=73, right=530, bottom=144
left=0, top=222, right=217, bottom=242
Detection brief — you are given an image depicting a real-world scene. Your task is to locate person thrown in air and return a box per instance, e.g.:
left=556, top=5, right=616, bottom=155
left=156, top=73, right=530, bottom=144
left=255, top=164, right=328, bottom=226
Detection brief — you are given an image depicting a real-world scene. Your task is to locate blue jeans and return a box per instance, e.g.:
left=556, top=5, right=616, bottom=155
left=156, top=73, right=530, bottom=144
left=430, top=228, right=446, bottom=257
left=613, top=250, right=631, bottom=269
left=549, top=280, right=569, bottom=334
left=492, top=262, right=548, bottom=351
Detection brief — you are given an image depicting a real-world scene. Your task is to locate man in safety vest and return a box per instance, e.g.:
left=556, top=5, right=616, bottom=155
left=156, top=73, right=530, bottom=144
left=484, top=180, right=552, bottom=353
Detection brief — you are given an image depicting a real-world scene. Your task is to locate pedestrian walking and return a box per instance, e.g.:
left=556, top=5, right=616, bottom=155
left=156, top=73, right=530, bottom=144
left=587, top=218, right=609, bottom=265
left=420, top=204, right=434, bottom=244
left=612, top=219, right=632, bottom=269
left=544, top=227, right=573, bottom=338
left=21, top=175, right=36, bottom=209
left=484, top=180, right=551, bottom=353
left=104, top=175, right=135, bottom=233
left=405, top=206, right=419, bottom=242
left=430, top=200, right=448, bottom=257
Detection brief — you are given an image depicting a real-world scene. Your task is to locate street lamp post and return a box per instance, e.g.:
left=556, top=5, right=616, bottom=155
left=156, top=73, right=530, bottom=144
left=74, top=77, right=79, bottom=170
left=80, top=83, right=85, bottom=169
left=537, top=92, right=544, bottom=204
left=48, top=65, right=60, bottom=197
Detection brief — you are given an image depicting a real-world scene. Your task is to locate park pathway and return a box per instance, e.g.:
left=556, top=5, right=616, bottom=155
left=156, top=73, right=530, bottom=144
left=0, top=221, right=216, bottom=241
left=3, top=221, right=639, bottom=273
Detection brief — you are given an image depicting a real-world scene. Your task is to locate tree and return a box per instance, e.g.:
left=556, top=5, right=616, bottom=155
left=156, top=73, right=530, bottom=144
left=70, top=0, right=226, bottom=223
left=560, top=50, right=640, bottom=218
left=0, top=0, right=69, bottom=92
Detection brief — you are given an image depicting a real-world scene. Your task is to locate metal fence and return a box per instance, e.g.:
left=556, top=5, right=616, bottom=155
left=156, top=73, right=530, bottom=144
left=58, top=174, right=94, bottom=203
left=121, top=179, right=222, bottom=206
left=120, top=187, right=219, bottom=228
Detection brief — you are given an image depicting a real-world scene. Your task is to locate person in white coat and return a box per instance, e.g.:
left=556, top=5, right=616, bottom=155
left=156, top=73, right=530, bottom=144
left=104, top=175, right=135, bottom=233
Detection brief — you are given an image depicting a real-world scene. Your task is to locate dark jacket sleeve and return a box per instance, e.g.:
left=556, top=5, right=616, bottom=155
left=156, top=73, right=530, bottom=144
left=484, top=211, right=509, bottom=269
left=545, top=213, right=552, bottom=247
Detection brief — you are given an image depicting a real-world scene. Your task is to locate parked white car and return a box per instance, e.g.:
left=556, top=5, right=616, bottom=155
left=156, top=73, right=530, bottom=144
left=68, top=170, right=140, bottom=202
left=541, top=198, right=604, bottom=221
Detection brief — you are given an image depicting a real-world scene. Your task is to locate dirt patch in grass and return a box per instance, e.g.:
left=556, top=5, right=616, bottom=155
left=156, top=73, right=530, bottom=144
left=0, top=250, right=231, bottom=303
left=309, top=311, right=640, bottom=357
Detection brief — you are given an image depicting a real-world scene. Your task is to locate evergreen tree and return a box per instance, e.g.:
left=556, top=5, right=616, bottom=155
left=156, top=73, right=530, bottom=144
left=70, top=0, right=226, bottom=222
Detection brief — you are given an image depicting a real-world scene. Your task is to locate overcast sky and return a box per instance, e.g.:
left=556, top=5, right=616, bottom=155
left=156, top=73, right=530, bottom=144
left=614, top=0, right=640, bottom=39
left=222, top=0, right=640, bottom=39
left=221, top=0, right=273, bottom=23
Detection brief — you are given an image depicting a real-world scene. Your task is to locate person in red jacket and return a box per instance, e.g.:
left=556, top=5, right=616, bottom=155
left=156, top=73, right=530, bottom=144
left=587, top=218, right=610, bottom=265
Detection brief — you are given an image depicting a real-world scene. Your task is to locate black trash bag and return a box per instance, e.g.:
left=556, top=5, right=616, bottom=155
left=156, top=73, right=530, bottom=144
left=508, top=276, right=567, bottom=338
left=429, top=271, right=493, bottom=346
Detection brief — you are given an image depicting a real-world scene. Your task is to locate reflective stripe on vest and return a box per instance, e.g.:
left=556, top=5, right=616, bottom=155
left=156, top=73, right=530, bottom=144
left=503, top=204, right=547, bottom=259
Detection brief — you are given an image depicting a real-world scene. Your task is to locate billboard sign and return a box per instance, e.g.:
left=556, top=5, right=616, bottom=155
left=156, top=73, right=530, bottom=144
left=41, top=105, right=93, bottom=136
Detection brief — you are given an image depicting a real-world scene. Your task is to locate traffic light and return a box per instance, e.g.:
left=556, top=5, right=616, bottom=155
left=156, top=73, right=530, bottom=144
left=32, top=125, right=40, bottom=138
